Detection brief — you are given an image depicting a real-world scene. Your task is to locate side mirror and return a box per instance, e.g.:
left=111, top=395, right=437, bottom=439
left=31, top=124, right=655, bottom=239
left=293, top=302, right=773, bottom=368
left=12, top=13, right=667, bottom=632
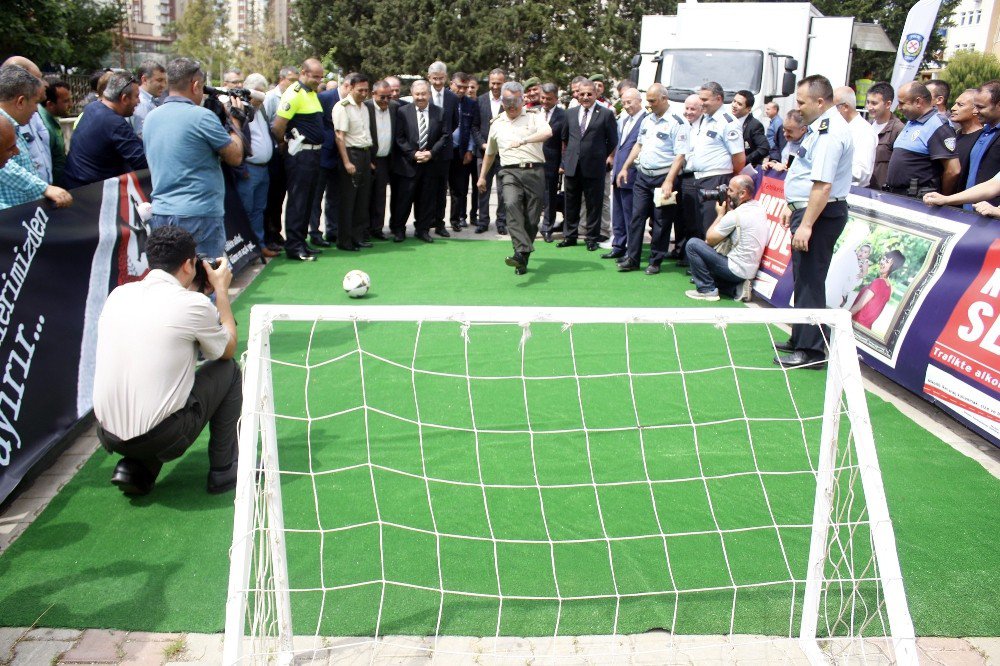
left=630, top=54, right=642, bottom=68
left=785, top=57, right=798, bottom=72
left=782, top=57, right=799, bottom=97
left=630, top=68, right=640, bottom=83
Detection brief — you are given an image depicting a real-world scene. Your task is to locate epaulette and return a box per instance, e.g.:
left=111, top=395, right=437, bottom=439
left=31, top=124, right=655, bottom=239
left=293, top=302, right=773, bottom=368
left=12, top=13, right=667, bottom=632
left=340, top=99, right=350, bottom=106
left=526, top=107, right=540, bottom=113
left=293, top=82, right=304, bottom=92
left=489, top=115, right=500, bottom=125
left=818, top=118, right=829, bottom=134
left=672, top=114, right=683, bottom=124
left=723, top=113, right=734, bottom=122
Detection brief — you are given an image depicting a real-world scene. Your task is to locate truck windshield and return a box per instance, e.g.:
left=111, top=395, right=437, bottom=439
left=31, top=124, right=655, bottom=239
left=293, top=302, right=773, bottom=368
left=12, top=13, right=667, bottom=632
left=659, top=49, right=764, bottom=99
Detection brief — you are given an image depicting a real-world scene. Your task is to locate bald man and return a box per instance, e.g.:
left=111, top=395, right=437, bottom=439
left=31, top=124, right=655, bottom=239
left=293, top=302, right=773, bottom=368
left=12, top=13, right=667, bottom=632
left=684, top=175, right=768, bottom=302
left=833, top=86, right=877, bottom=187
left=2, top=56, right=52, bottom=183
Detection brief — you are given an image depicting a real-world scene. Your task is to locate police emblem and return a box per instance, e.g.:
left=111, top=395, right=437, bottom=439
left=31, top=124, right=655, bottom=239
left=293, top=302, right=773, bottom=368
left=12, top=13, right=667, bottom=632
left=726, top=128, right=740, bottom=141
left=944, top=137, right=957, bottom=152
left=818, top=118, right=829, bottom=133
left=902, top=33, right=924, bottom=63
left=281, top=101, right=291, bottom=111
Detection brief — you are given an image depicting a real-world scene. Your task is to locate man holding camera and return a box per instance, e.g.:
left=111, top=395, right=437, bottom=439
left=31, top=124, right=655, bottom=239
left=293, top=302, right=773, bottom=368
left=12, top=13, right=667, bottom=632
left=684, top=175, right=768, bottom=302
left=93, top=226, right=241, bottom=496
left=143, top=58, right=245, bottom=259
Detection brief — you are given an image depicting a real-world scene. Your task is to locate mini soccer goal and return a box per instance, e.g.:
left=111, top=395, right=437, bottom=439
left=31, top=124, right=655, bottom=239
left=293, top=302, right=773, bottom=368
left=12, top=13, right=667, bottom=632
left=223, top=305, right=916, bottom=665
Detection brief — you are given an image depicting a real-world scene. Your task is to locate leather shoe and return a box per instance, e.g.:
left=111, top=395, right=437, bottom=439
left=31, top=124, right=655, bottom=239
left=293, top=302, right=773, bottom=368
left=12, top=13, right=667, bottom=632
left=474, top=226, right=489, bottom=234
left=416, top=232, right=435, bottom=243
left=601, top=250, right=625, bottom=260
left=644, top=264, right=661, bottom=275
left=436, top=228, right=451, bottom=237
left=286, top=252, right=316, bottom=261
left=450, top=224, right=463, bottom=232
left=617, top=259, right=640, bottom=272
left=261, top=246, right=280, bottom=258
left=496, top=225, right=508, bottom=235
left=774, top=351, right=826, bottom=370
left=207, top=464, right=238, bottom=494
left=355, top=241, right=374, bottom=249
left=542, top=231, right=553, bottom=243
left=303, top=246, right=323, bottom=255
left=586, top=241, right=599, bottom=251
left=309, top=236, right=332, bottom=248
left=393, top=233, right=405, bottom=242
left=557, top=239, right=577, bottom=248
left=370, top=231, right=388, bottom=241
left=337, top=245, right=359, bottom=252
left=505, top=252, right=528, bottom=271
left=774, top=339, right=796, bottom=354
left=111, top=458, right=154, bottom=496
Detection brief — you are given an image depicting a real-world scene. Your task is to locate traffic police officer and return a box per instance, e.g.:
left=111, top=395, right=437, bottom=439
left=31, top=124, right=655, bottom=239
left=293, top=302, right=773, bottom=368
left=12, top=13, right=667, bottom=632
left=664, top=81, right=745, bottom=264
left=478, top=81, right=553, bottom=275
left=775, top=75, right=854, bottom=369
left=615, top=83, right=687, bottom=274
left=271, top=58, right=326, bottom=261
left=884, top=81, right=960, bottom=197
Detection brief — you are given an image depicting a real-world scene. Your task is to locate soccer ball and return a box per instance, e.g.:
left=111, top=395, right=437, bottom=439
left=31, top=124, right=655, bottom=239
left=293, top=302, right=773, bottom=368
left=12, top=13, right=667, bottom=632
left=342, top=270, right=370, bottom=298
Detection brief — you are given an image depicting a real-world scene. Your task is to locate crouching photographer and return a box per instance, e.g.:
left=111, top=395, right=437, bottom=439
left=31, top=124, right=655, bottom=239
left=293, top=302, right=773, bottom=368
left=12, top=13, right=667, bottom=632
left=93, top=226, right=242, bottom=497
left=684, top=175, right=769, bottom=302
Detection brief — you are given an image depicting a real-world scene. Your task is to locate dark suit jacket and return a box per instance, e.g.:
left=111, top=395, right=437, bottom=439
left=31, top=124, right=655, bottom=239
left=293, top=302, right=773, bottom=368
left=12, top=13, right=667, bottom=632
left=393, top=103, right=451, bottom=177
left=431, top=87, right=460, bottom=160
left=365, top=98, right=399, bottom=161
left=970, top=129, right=1000, bottom=205
left=318, top=88, right=340, bottom=169
left=742, top=115, right=770, bottom=166
left=561, top=104, right=618, bottom=179
left=542, top=106, right=566, bottom=170
left=454, top=95, right=477, bottom=157
left=613, top=111, right=647, bottom=190
left=472, top=92, right=501, bottom=157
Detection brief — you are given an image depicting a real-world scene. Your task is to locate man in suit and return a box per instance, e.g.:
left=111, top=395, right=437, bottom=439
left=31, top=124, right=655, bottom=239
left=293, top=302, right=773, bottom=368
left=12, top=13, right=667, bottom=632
left=731, top=90, right=769, bottom=167
left=392, top=80, right=451, bottom=242
left=366, top=80, right=399, bottom=240
left=559, top=79, right=618, bottom=251
left=316, top=76, right=351, bottom=247
left=427, top=61, right=460, bottom=237
left=448, top=72, right=477, bottom=231
left=539, top=82, right=566, bottom=242
left=472, top=68, right=508, bottom=233
left=606, top=88, right=646, bottom=258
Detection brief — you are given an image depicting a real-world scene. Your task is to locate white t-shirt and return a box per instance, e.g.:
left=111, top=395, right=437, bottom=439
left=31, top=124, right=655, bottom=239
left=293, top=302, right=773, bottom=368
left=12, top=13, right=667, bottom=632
left=93, top=269, right=231, bottom=440
left=715, top=200, right=770, bottom=280
left=848, top=114, right=878, bottom=187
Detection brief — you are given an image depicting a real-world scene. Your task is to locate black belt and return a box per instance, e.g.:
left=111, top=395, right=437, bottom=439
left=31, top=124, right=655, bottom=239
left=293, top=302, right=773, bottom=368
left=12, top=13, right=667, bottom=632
left=347, top=146, right=372, bottom=151
left=503, top=162, right=543, bottom=169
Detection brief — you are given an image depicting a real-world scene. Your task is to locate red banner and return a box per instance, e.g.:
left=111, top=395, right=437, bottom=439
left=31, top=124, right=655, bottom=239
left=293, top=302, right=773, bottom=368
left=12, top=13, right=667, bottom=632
left=753, top=173, right=793, bottom=277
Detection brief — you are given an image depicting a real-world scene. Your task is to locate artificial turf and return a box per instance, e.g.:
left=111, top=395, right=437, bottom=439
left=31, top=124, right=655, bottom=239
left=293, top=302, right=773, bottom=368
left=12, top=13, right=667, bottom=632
left=0, top=238, right=997, bottom=640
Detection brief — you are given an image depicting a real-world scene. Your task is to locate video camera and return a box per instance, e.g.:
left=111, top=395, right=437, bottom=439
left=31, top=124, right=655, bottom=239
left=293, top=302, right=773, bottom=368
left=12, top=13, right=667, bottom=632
left=698, top=184, right=728, bottom=205
left=204, top=85, right=263, bottom=105
left=193, top=253, right=221, bottom=294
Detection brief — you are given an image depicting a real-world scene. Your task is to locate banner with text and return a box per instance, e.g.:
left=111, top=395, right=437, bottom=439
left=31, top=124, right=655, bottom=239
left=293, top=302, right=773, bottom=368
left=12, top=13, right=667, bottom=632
left=753, top=171, right=1000, bottom=445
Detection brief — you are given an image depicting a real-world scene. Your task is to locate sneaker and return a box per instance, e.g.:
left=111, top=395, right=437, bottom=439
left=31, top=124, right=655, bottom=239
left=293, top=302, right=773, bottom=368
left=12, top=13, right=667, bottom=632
left=736, top=279, right=753, bottom=302
left=598, top=240, right=614, bottom=250
left=685, top=289, right=720, bottom=302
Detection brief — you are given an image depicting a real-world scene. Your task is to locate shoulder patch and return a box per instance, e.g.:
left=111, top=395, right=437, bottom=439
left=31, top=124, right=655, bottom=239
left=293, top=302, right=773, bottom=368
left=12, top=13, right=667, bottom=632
left=818, top=118, right=830, bottom=134
left=672, top=114, right=683, bottom=124
left=340, top=99, right=350, bottom=106
left=723, top=113, right=733, bottom=122
left=293, top=82, right=303, bottom=92
left=281, top=101, right=292, bottom=111
left=726, top=128, right=740, bottom=141
left=944, top=136, right=957, bottom=152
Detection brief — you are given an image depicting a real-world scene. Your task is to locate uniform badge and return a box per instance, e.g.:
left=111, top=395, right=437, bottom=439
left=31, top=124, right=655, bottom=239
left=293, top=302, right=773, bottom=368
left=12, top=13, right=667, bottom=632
left=944, top=137, right=957, bottom=152
left=727, top=128, right=740, bottom=141
left=340, top=99, right=349, bottom=106
left=818, top=118, right=829, bottom=134
left=281, top=101, right=291, bottom=111
left=796, top=145, right=807, bottom=158
left=707, top=130, right=718, bottom=139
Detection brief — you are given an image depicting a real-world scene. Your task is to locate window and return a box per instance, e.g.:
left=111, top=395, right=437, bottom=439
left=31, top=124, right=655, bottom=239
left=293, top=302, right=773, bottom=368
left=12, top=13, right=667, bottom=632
left=959, top=11, right=966, bottom=25
left=976, top=10, right=982, bottom=23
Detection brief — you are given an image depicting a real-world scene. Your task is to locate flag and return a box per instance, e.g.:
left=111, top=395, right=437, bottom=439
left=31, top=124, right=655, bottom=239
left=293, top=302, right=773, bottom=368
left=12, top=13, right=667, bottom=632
left=889, top=0, right=944, bottom=109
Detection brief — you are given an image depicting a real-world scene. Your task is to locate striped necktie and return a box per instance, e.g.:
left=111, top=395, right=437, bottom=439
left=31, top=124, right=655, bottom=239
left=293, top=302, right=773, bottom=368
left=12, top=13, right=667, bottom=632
left=418, top=110, right=428, bottom=149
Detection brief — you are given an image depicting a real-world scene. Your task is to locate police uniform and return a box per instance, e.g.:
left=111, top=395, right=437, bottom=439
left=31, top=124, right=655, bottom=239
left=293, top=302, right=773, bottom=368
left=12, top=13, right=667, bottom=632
left=276, top=81, right=325, bottom=258
left=884, top=109, right=958, bottom=195
left=486, top=108, right=551, bottom=264
left=683, top=107, right=745, bottom=242
left=622, top=110, right=688, bottom=269
left=331, top=94, right=373, bottom=250
left=783, top=106, right=854, bottom=360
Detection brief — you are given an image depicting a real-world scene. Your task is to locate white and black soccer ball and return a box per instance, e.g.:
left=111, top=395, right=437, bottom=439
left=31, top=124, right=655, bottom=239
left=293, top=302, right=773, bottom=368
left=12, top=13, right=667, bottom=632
left=342, top=270, right=371, bottom=298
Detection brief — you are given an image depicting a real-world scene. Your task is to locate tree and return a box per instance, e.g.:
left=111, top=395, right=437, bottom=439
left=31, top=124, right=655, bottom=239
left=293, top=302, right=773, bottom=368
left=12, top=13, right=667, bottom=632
left=941, top=50, right=1000, bottom=95
left=6, top=0, right=124, bottom=70
left=168, top=0, right=231, bottom=83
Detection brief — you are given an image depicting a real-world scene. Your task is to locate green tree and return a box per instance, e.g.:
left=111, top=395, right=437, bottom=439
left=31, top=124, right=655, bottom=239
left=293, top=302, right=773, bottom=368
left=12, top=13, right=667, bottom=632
left=6, top=0, right=124, bottom=70
left=941, top=50, right=1000, bottom=95
left=167, top=0, right=231, bottom=83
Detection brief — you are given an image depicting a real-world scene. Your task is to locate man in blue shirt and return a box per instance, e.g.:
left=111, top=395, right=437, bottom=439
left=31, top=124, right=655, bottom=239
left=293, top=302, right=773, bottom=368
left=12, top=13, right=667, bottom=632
left=884, top=82, right=960, bottom=197
left=764, top=102, right=783, bottom=150
left=62, top=70, right=147, bottom=189
left=129, top=61, right=166, bottom=139
left=960, top=79, right=1000, bottom=209
left=143, top=58, right=245, bottom=258
left=774, top=75, right=854, bottom=370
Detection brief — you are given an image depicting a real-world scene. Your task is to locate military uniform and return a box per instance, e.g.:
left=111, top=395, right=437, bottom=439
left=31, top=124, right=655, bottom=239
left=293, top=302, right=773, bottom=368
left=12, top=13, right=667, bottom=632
left=884, top=109, right=958, bottom=196
left=486, top=108, right=551, bottom=265
left=276, top=82, right=325, bottom=259
left=331, top=94, right=373, bottom=250
left=682, top=107, right=745, bottom=244
left=783, top=107, right=854, bottom=360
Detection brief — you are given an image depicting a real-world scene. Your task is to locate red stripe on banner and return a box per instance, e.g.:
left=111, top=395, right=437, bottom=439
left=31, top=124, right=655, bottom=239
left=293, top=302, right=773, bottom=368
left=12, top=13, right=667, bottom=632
left=923, top=384, right=1000, bottom=422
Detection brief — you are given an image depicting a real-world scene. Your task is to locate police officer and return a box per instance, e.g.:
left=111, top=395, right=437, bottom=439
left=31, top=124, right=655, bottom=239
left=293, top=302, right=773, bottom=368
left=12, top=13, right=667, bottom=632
left=271, top=58, right=326, bottom=261
left=478, top=81, right=552, bottom=275
left=664, top=81, right=746, bottom=265
left=774, top=75, right=854, bottom=370
left=884, top=81, right=960, bottom=197
left=615, top=83, right=687, bottom=274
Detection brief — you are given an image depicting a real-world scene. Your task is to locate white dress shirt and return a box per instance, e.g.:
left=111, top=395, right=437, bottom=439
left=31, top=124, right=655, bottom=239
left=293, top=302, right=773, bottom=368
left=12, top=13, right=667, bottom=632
left=847, top=113, right=878, bottom=188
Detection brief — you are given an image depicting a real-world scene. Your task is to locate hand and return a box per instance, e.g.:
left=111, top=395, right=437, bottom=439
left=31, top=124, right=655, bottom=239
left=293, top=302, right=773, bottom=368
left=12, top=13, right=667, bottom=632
left=769, top=161, right=787, bottom=172
left=558, top=166, right=564, bottom=175
left=510, top=139, right=523, bottom=149
left=477, top=177, right=487, bottom=193
left=791, top=225, right=812, bottom=252
left=616, top=169, right=628, bottom=187
left=972, top=201, right=1000, bottom=218
left=205, top=257, right=233, bottom=294
left=714, top=199, right=729, bottom=217
left=344, top=162, right=357, bottom=175
left=481, top=143, right=487, bottom=153
left=44, top=185, right=72, bottom=208
left=463, top=151, right=472, bottom=165
left=779, top=206, right=791, bottom=229
left=371, top=162, right=377, bottom=171
left=660, top=180, right=673, bottom=201
left=922, top=191, right=947, bottom=206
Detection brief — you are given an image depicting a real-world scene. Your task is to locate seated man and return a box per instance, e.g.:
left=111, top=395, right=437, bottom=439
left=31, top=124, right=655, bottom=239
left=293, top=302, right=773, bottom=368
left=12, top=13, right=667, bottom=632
left=93, top=226, right=241, bottom=496
left=684, top=175, right=769, bottom=302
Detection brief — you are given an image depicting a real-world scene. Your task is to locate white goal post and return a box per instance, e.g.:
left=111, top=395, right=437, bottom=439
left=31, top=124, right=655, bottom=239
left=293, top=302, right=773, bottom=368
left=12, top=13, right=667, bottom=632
left=223, top=305, right=917, bottom=665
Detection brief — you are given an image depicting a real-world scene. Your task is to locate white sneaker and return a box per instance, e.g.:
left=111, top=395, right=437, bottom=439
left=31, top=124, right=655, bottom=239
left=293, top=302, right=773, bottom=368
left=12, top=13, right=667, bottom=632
left=685, top=289, right=720, bottom=302
left=598, top=240, right=614, bottom=250
left=736, top=279, right=753, bottom=302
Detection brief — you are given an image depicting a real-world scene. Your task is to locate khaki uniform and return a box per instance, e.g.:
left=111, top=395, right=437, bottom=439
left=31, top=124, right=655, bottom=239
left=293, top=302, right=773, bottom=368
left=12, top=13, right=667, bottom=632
left=486, top=109, right=550, bottom=254
left=332, top=95, right=374, bottom=249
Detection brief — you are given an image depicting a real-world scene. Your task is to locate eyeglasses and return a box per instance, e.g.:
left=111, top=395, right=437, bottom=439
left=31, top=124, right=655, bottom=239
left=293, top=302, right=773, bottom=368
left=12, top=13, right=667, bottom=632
left=501, top=97, right=521, bottom=107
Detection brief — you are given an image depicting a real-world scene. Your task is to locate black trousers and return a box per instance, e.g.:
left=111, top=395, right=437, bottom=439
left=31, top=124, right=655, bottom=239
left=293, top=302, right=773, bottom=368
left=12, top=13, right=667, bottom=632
left=681, top=173, right=729, bottom=244
left=563, top=173, right=604, bottom=242
left=263, top=150, right=286, bottom=245
left=97, top=359, right=242, bottom=482
left=283, top=149, right=322, bottom=255
left=448, top=154, right=473, bottom=225
left=789, top=200, right=849, bottom=355
left=626, top=171, right=675, bottom=266
left=541, top=166, right=561, bottom=232
left=338, top=147, right=373, bottom=249
left=393, top=163, right=439, bottom=234
left=370, top=155, right=391, bottom=235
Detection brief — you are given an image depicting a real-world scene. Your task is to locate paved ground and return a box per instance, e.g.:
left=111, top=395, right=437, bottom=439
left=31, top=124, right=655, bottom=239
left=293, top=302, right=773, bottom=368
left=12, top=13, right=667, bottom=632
left=2, top=226, right=999, bottom=665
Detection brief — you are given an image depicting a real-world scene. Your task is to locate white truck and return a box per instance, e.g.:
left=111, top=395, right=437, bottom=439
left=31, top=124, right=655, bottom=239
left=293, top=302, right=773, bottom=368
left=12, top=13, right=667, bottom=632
left=630, top=1, right=895, bottom=114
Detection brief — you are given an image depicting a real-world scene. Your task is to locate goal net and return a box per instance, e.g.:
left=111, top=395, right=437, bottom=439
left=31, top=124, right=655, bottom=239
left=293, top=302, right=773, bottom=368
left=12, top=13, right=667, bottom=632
left=224, top=305, right=916, bottom=665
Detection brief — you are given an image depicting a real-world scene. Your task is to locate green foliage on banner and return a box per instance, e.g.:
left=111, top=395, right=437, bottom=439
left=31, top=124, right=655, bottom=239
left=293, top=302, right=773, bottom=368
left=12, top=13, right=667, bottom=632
left=941, top=50, right=1000, bottom=97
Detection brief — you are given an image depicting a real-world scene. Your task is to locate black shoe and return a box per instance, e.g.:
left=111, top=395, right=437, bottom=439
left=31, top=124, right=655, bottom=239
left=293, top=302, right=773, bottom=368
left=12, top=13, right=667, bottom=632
left=668, top=249, right=683, bottom=260
left=774, top=351, right=826, bottom=370
left=474, top=226, right=489, bottom=234
left=355, top=241, right=374, bottom=249
left=265, top=242, right=284, bottom=253
left=337, top=245, right=359, bottom=252
left=542, top=230, right=553, bottom=243
left=393, top=233, right=406, bottom=242
left=207, top=464, right=238, bottom=494
left=370, top=231, right=388, bottom=241
left=601, top=250, right=625, bottom=260
left=303, top=246, right=323, bottom=255
left=557, top=239, right=577, bottom=248
left=617, top=259, right=640, bottom=272
left=596, top=234, right=610, bottom=243
left=774, top=339, right=796, bottom=354
left=496, top=225, right=508, bottom=235
left=436, top=228, right=451, bottom=237
left=586, top=240, right=599, bottom=251
left=459, top=219, right=469, bottom=228
left=644, top=264, right=661, bottom=275
left=416, top=231, right=434, bottom=243
left=111, top=459, right=154, bottom=496
left=286, top=252, right=317, bottom=261
left=450, top=224, right=463, bottom=232
left=309, top=236, right=332, bottom=248
left=505, top=252, right=528, bottom=271
left=676, top=259, right=690, bottom=268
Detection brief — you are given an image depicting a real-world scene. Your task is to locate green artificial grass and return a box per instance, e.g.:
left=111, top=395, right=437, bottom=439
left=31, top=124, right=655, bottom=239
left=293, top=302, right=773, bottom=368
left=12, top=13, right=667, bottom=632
left=0, top=238, right=997, bottom=640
